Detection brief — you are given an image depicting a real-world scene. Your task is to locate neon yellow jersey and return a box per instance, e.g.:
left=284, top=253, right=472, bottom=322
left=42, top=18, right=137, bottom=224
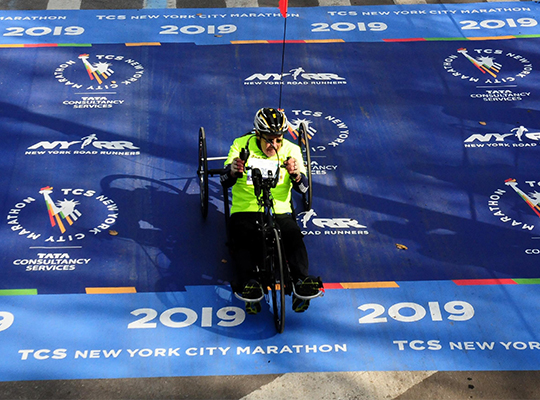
left=225, top=133, right=306, bottom=215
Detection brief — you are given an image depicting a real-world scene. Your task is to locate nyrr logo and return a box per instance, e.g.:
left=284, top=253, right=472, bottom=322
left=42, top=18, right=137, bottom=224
left=244, top=67, right=347, bottom=86
left=464, top=125, right=540, bottom=148
left=487, top=179, right=540, bottom=232
left=287, top=110, right=350, bottom=154
left=297, top=209, right=369, bottom=236
left=6, top=187, right=119, bottom=243
left=443, top=48, right=532, bottom=85
left=25, top=134, right=140, bottom=156
left=55, top=53, right=145, bottom=91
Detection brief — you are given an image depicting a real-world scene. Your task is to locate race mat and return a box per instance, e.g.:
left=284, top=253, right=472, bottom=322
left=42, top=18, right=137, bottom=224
left=1, top=2, right=540, bottom=380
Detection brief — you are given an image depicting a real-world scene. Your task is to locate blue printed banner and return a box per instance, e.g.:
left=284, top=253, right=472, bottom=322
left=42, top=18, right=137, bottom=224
left=1, top=3, right=540, bottom=380
left=1, top=282, right=540, bottom=381
left=0, top=2, right=538, bottom=45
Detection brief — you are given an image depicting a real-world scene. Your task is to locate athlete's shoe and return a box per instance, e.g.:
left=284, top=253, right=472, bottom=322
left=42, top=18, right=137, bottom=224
left=242, top=279, right=264, bottom=301
left=241, top=280, right=264, bottom=315
left=292, top=296, right=310, bottom=313
left=295, top=276, right=323, bottom=297
left=292, top=276, right=324, bottom=313
left=245, top=301, right=262, bottom=315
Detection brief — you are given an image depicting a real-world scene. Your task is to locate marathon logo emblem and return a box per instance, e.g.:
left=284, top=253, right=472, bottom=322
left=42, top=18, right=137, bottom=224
left=298, top=209, right=369, bottom=236
left=244, top=66, right=347, bottom=85
left=6, top=186, right=119, bottom=244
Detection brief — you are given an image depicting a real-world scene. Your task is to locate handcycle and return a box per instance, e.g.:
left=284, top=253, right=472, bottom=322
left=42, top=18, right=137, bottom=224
left=197, top=123, right=321, bottom=333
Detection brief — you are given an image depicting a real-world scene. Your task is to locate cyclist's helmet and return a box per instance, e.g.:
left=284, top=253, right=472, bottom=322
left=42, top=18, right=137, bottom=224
left=254, top=108, right=288, bottom=135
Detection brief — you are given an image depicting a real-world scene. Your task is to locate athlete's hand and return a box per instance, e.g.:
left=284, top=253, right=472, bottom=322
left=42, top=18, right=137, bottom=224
left=230, top=157, right=245, bottom=177
left=285, top=157, right=301, bottom=182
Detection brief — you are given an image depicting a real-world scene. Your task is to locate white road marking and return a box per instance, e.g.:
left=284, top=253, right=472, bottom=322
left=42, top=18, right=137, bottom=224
left=241, top=371, right=438, bottom=400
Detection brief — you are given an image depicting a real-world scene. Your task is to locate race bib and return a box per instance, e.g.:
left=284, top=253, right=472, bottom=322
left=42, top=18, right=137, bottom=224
left=246, top=158, right=280, bottom=185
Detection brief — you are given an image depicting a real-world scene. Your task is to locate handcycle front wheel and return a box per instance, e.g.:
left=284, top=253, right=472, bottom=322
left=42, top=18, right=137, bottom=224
left=269, top=227, right=286, bottom=334
left=297, top=122, right=313, bottom=211
left=197, top=127, right=209, bottom=219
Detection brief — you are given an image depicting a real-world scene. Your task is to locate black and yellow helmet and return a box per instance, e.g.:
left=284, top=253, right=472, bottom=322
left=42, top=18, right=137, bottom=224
left=254, top=108, right=288, bottom=135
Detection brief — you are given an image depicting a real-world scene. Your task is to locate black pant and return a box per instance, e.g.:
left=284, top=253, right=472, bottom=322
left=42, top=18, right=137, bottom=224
left=229, top=212, right=309, bottom=291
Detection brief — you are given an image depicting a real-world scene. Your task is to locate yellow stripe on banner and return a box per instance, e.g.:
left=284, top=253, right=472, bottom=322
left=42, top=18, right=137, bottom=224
left=230, top=40, right=269, bottom=44
left=0, top=44, right=25, bottom=48
left=304, top=39, right=345, bottom=43
left=467, top=35, right=516, bottom=41
left=125, top=42, right=162, bottom=46
left=86, top=287, right=137, bottom=294
left=341, top=281, right=399, bottom=289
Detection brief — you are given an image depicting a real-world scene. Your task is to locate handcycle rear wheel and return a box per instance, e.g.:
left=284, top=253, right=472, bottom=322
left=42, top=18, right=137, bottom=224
left=198, top=127, right=209, bottom=219
left=270, top=227, right=286, bottom=334
left=297, top=122, right=313, bottom=211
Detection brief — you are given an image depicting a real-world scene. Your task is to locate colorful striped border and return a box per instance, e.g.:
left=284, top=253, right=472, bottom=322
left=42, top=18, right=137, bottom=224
left=327, top=278, right=540, bottom=288
left=231, top=35, right=540, bottom=45
left=1, top=278, right=540, bottom=295
left=231, top=39, right=345, bottom=45
left=86, top=287, right=137, bottom=294
left=0, top=43, right=92, bottom=48
left=125, top=42, right=161, bottom=46
left=0, top=35, right=538, bottom=49
left=384, top=38, right=426, bottom=42
left=327, top=279, right=540, bottom=289
left=453, top=278, right=540, bottom=286
left=325, top=281, right=400, bottom=289
left=0, top=289, right=38, bottom=296
left=513, top=278, right=540, bottom=285
left=0, top=43, right=161, bottom=49
left=385, top=34, right=540, bottom=42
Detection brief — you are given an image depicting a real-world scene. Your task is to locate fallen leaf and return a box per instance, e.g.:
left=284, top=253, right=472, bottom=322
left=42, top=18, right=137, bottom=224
left=396, top=243, right=408, bottom=250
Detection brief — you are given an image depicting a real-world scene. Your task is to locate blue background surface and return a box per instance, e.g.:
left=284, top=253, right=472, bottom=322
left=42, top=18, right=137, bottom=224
left=1, top=282, right=539, bottom=380
left=1, top=3, right=540, bottom=380
left=2, top=39, right=540, bottom=293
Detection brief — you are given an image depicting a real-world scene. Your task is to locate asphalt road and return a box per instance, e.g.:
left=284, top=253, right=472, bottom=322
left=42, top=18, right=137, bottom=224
left=1, top=0, right=539, bottom=399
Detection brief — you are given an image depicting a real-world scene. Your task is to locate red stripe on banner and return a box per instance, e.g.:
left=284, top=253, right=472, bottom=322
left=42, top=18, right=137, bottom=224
left=323, top=283, right=344, bottom=289
left=453, top=279, right=517, bottom=286
left=383, top=38, right=426, bottom=42
left=24, top=43, right=59, bottom=47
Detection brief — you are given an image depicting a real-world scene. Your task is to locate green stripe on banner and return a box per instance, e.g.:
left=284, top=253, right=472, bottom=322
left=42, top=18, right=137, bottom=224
left=0, top=289, right=38, bottom=296
left=513, top=278, right=540, bottom=285
left=57, top=44, right=92, bottom=47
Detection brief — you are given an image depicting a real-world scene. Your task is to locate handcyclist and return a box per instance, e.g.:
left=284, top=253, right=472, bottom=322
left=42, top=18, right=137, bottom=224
left=221, top=107, right=323, bottom=315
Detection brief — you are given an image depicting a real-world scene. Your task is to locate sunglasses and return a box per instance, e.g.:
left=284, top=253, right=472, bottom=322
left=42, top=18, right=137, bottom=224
left=262, top=136, right=283, bottom=144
